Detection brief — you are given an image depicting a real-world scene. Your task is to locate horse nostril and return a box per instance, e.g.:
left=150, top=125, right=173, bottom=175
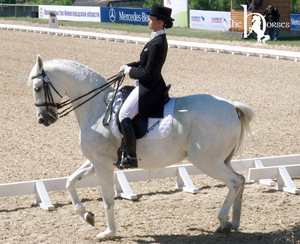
left=38, top=118, right=44, bottom=124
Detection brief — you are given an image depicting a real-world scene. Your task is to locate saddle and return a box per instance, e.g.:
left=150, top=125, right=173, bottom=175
left=106, top=85, right=174, bottom=165
left=115, top=84, right=171, bottom=139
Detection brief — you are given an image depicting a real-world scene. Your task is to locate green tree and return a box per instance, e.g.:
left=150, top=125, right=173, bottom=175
left=210, top=0, right=231, bottom=11
left=189, top=0, right=209, bottom=10
left=291, top=0, right=300, bottom=13
left=189, top=0, right=230, bottom=11
left=1, top=0, right=16, bottom=3
left=143, top=0, right=163, bottom=8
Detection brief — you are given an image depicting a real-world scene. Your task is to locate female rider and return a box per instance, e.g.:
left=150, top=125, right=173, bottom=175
left=114, top=5, right=174, bottom=169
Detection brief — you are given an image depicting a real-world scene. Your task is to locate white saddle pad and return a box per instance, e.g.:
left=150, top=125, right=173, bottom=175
left=110, top=98, right=175, bottom=140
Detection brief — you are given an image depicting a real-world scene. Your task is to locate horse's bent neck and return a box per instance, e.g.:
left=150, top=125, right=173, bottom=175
left=46, top=60, right=111, bottom=127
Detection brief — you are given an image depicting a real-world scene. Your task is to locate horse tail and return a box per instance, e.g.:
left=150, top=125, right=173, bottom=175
left=233, top=101, right=255, bottom=153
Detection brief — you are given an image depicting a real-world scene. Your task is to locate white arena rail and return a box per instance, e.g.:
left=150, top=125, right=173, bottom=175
left=0, top=154, right=299, bottom=210
left=1, top=24, right=300, bottom=61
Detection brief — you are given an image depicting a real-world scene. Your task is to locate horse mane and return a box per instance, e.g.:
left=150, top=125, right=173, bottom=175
left=28, top=58, right=105, bottom=87
left=45, top=59, right=107, bottom=86
left=47, top=59, right=101, bottom=76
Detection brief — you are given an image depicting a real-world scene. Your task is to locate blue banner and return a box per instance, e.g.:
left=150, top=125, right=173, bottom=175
left=101, top=7, right=150, bottom=25
left=291, top=14, right=300, bottom=30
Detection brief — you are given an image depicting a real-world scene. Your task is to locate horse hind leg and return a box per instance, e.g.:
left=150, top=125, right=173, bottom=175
left=216, top=163, right=245, bottom=235
left=193, top=159, right=245, bottom=236
left=224, top=150, right=245, bottom=231
left=231, top=173, right=245, bottom=231
left=66, top=160, right=95, bottom=226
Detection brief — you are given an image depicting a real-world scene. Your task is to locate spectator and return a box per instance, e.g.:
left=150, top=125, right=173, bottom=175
left=264, top=5, right=280, bottom=40
left=246, top=0, right=252, bottom=10
left=254, top=0, right=264, bottom=10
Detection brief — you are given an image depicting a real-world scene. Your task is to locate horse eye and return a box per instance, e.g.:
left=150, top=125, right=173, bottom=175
left=34, top=87, right=40, bottom=93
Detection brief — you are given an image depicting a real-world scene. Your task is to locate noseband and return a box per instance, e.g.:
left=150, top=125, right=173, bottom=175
left=31, top=69, right=125, bottom=118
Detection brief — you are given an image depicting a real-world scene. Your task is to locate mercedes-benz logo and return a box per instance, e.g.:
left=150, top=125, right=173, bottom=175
left=109, top=8, right=116, bottom=22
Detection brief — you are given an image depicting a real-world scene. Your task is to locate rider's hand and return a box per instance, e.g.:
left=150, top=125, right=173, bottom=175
left=119, top=65, right=127, bottom=72
left=120, top=65, right=131, bottom=75
left=123, top=65, right=131, bottom=75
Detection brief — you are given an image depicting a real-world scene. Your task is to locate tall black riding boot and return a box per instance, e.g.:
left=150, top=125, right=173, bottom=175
left=114, top=118, right=138, bottom=169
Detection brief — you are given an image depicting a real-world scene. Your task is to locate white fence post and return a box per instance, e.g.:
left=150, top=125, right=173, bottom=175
left=176, top=166, right=199, bottom=193
left=254, top=159, right=276, bottom=186
left=35, top=181, right=55, bottom=211
left=277, top=166, right=300, bottom=194
left=248, top=163, right=300, bottom=194
left=115, top=171, right=137, bottom=200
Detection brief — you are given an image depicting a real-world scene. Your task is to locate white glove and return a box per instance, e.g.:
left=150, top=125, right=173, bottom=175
left=123, top=65, right=131, bottom=75
left=119, top=65, right=127, bottom=72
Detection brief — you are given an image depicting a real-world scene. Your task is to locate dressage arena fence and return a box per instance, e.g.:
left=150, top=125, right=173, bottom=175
left=0, top=154, right=299, bottom=210
left=1, top=24, right=300, bottom=210
left=1, top=24, right=300, bottom=62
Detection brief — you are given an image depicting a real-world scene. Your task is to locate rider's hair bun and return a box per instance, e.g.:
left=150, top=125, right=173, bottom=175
left=164, top=20, right=173, bottom=29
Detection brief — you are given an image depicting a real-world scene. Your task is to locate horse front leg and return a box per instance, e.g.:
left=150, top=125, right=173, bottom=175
left=93, top=163, right=116, bottom=242
left=66, top=159, right=96, bottom=226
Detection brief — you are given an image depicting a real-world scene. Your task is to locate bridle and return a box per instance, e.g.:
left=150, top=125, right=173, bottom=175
left=31, top=69, right=125, bottom=121
left=32, top=70, right=63, bottom=111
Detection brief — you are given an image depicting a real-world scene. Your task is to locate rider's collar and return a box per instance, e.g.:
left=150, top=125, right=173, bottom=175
left=151, top=29, right=165, bottom=40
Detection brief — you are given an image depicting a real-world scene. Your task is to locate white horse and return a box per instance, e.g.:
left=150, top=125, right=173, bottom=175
left=28, top=55, right=254, bottom=241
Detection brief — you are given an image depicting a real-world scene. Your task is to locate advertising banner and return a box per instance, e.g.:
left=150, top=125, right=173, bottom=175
left=190, top=10, right=231, bottom=31
left=101, top=7, right=150, bottom=25
left=164, top=0, right=188, bottom=27
left=39, top=5, right=100, bottom=22
left=291, top=14, right=300, bottom=30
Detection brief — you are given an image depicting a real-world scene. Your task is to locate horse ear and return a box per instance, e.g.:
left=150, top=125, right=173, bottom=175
left=28, top=54, right=43, bottom=87
left=36, top=54, right=43, bottom=71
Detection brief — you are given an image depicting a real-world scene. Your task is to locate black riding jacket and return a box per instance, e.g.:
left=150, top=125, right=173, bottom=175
left=128, top=34, right=168, bottom=117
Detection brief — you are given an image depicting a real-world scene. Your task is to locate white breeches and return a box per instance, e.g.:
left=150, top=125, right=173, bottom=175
left=119, top=86, right=139, bottom=122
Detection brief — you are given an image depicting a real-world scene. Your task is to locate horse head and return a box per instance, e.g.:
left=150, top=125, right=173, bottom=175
left=28, top=55, right=65, bottom=126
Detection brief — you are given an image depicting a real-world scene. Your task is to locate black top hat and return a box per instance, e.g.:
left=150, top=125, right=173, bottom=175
left=147, top=5, right=174, bottom=22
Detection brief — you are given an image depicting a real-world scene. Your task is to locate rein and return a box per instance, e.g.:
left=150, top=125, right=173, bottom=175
left=32, top=69, right=125, bottom=119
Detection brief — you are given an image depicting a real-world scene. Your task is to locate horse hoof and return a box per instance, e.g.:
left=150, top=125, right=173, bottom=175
left=232, top=224, right=239, bottom=232
left=215, top=222, right=232, bottom=237
left=223, top=222, right=233, bottom=237
left=84, top=211, right=95, bottom=227
left=95, top=229, right=116, bottom=242
left=215, top=226, right=223, bottom=233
